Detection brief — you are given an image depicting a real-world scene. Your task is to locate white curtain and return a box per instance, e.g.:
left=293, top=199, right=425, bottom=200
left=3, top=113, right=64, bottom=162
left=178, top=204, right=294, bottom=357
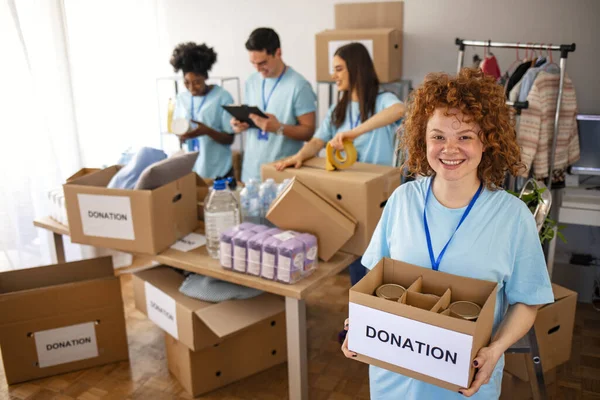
left=0, top=0, right=162, bottom=270
left=0, top=0, right=81, bottom=270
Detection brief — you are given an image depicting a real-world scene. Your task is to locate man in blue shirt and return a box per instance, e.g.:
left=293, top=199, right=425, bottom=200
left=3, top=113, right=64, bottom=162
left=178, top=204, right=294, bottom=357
left=231, top=28, right=317, bottom=183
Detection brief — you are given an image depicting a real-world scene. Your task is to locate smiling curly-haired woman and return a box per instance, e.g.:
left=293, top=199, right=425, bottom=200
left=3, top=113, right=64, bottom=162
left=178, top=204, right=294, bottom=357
left=341, top=68, right=553, bottom=400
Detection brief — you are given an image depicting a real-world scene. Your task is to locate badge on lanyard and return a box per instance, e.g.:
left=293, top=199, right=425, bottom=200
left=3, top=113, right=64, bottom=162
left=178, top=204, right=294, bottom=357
left=188, top=94, right=208, bottom=150
left=423, top=178, right=483, bottom=271
left=258, top=66, right=287, bottom=141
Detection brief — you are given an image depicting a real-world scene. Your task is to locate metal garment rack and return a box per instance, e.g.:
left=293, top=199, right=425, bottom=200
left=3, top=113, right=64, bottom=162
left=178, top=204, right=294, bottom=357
left=455, top=38, right=576, bottom=192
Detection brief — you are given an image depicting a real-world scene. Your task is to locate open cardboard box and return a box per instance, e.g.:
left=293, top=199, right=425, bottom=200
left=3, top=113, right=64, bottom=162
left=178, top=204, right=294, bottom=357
left=0, top=257, right=128, bottom=384
left=504, top=283, right=577, bottom=381
left=64, top=166, right=197, bottom=255
left=133, top=266, right=285, bottom=352
left=348, top=258, right=497, bottom=392
left=266, top=177, right=357, bottom=261
left=262, top=158, right=400, bottom=256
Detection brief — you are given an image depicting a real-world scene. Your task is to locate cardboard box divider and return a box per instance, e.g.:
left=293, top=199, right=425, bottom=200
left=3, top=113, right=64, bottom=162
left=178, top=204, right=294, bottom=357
left=133, top=266, right=285, bottom=352
left=504, top=283, right=577, bottom=381
left=262, top=158, right=401, bottom=256
left=0, top=257, right=128, bottom=385
left=266, top=177, right=357, bottom=261
left=64, top=166, right=197, bottom=255
left=348, top=258, right=497, bottom=392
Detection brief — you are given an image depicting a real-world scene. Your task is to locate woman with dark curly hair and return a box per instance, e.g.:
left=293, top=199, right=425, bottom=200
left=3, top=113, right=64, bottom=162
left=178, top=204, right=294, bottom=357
left=341, top=68, right=553, bottom=399
left=170, top=42, right=235, bottom=179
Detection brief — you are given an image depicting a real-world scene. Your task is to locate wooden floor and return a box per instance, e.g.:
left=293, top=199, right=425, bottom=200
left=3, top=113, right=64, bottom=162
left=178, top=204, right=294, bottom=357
left=1, top=269, right=599, bottom=400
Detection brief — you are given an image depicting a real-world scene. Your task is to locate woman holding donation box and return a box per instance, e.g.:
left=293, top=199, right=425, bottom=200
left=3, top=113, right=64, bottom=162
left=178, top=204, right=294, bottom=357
left=275, top=42, right=405, bottom=286
left=341, top=68, right=554, bottom=399
left=170, top=42, right=235, bottom=180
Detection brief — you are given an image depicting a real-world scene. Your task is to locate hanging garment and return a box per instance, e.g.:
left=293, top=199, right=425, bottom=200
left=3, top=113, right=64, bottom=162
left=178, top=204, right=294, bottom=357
left=480, top=55, right=501, bottom=80
left=517, top=61, right=560, bottom=102
left=505, top=61, right=532, bottom=98
left=518, top=71, right=580, bottom=179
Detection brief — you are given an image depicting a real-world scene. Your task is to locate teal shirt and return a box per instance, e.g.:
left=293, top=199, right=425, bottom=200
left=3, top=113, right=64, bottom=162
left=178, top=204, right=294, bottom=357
left=314, top=92, right=401, bottom=166
left=173, top=85, right=234, bottom=179
left=361, top=178, right=554, bottom=399
left=242, top=66, right=316, bottom=183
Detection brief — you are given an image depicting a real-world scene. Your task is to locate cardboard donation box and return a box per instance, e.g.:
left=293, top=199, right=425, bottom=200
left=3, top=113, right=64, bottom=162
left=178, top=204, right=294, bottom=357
left=0, top=257, right=128, bottom=384
left=334, top=2, right=404, bottom=32
left=133, top=267, right=287, bottom=396
left=266, top=177, right=357, bottom=261
left=504, top=284, right=577, bottom=381
left=262, top=158, right=401, bottom=256
left=348, top=258, right=498, bottom=392
left=500, top=370, right=557, bottom=400
left=316, top=28, right=402, bottom=82
left=64, top=166, right=197, bottom=255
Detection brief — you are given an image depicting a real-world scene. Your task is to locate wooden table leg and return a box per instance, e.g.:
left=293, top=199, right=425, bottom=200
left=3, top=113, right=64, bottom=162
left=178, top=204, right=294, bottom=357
left=51, top=232, right=66, bottom=264
left=285, top=297, right=308, bottom=400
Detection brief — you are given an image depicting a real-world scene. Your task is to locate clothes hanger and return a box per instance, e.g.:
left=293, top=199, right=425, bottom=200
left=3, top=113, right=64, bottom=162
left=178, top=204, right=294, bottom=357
left=542, top=43, right=560, bottom=73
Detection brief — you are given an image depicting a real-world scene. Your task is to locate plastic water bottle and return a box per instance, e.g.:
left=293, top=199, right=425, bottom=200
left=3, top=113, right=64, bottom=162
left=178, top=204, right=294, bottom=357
left=276, top=178, right=292, bottom=197
left=204, top=180, right=240, bottom=259
left=259, top=179, right=278, bottom=222
left=240, top=179, right=261, bottom=224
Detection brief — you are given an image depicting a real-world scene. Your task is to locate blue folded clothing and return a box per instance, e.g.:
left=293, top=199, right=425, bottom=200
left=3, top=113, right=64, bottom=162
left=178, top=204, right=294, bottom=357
left=179, top=273, right=263, bottom=303
left=107, top=147, right=167, bottom=189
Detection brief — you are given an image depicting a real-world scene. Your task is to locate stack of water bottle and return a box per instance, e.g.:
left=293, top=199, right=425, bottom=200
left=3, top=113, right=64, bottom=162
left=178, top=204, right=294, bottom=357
left=219, top=224, right=318, bottom=284
left=239, top=178, right=292, bottom=225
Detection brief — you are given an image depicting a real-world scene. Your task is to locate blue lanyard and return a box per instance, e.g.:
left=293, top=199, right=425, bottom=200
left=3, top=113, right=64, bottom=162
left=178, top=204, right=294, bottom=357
left=423, top=178, right=483, bottom=271
left=262, top=66, right=287, bottom=112
left=348, top=105, right=361, bottom=129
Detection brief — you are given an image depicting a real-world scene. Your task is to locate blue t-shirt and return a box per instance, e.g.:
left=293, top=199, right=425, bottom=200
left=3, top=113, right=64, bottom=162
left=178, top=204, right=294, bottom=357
left=361, top=177, right=554, bottom=400
left=314, top=92, right=401, bottom=166
left=173, top=85, right=234, bottom=179
left=242, top=66, right=316, bottom=183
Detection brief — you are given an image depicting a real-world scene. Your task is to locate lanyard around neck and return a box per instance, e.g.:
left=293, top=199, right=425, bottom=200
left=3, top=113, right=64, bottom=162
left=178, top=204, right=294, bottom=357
left=423, top=178, right=484, bottom=271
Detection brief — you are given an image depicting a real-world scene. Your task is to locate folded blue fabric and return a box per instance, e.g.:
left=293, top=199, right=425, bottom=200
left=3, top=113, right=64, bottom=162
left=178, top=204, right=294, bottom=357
left=179, top=273, right=263, bottom=303
left=107, top=147, right=167, bottom=189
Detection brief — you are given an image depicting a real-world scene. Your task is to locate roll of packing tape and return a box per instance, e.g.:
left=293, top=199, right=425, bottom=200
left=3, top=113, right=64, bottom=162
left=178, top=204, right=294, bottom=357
left=325, top=140, right=357, bottom=171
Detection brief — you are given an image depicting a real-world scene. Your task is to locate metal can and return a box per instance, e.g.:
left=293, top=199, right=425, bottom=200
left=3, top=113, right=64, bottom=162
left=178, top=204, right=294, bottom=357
left=375, top=284, right=406, bottom=301
left=448, top=301, right=481, bottom=321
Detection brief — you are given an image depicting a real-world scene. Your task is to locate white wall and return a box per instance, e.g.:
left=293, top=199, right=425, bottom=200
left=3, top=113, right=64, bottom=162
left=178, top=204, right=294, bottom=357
left=156, top=0, right=600, bottom=114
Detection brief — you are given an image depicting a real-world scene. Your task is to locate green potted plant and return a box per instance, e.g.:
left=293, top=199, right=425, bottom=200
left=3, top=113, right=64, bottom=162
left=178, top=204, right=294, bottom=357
left=508, top=179, right=566, bottom=244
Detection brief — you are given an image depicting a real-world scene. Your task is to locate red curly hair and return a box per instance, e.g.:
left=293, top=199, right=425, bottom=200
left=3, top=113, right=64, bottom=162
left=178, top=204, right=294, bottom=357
left=399, top=68, right=523, bottom=190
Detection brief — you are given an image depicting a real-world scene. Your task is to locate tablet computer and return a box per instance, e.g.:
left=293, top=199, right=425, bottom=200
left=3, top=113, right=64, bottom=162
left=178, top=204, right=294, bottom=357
left=222, top=105, right=268, bottom=129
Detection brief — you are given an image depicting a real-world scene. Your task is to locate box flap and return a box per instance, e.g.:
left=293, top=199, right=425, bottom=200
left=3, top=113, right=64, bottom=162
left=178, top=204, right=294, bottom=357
left=0, top=257, right=114, bottom=294
left=194, top=293, right=285, bottom=338
left=66, top=168, right=102, bottom=183
left=64, top=165, right=121, bottom=188
left=301, top=158, right=397, bottom=184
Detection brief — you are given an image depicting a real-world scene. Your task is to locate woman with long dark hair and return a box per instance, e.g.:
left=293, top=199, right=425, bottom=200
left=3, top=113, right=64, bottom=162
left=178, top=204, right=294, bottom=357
left=275, top=42, right=405, bottom=285
left=275, top=42, right=404, bottom=171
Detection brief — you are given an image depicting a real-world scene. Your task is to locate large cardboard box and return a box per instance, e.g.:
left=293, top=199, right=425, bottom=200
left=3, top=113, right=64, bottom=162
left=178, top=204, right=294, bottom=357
left=348, top=258, right=497, bottom=392
left=133, top=266, right=285, bottom=352
left=164, top=312, right=286, bottom=397
left=64, top=166, right=197, bottom=255
left=504, top=284, right=577, bottom=381
left=262, top=158, right=401, bottom=256
left=316, top=28, right=402, bottom=83
left=335, top=1, right=404, bottom=31
left=266, top=177, right=357, bottom=261
left=0, top=257, right=129, bottom=384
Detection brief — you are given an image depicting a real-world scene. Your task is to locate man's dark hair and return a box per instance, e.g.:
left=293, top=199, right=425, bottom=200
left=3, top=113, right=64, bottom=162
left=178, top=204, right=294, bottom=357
left=245, top=28, right=280, bottom=55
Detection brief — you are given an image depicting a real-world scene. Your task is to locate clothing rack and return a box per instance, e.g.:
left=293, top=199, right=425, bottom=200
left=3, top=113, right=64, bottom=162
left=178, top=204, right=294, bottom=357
left=455, top=38, right=576, bottom=191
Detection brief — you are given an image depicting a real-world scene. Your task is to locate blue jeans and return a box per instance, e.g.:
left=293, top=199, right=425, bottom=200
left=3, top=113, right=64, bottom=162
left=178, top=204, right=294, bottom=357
left=349, top=257, right=367, bottom=286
